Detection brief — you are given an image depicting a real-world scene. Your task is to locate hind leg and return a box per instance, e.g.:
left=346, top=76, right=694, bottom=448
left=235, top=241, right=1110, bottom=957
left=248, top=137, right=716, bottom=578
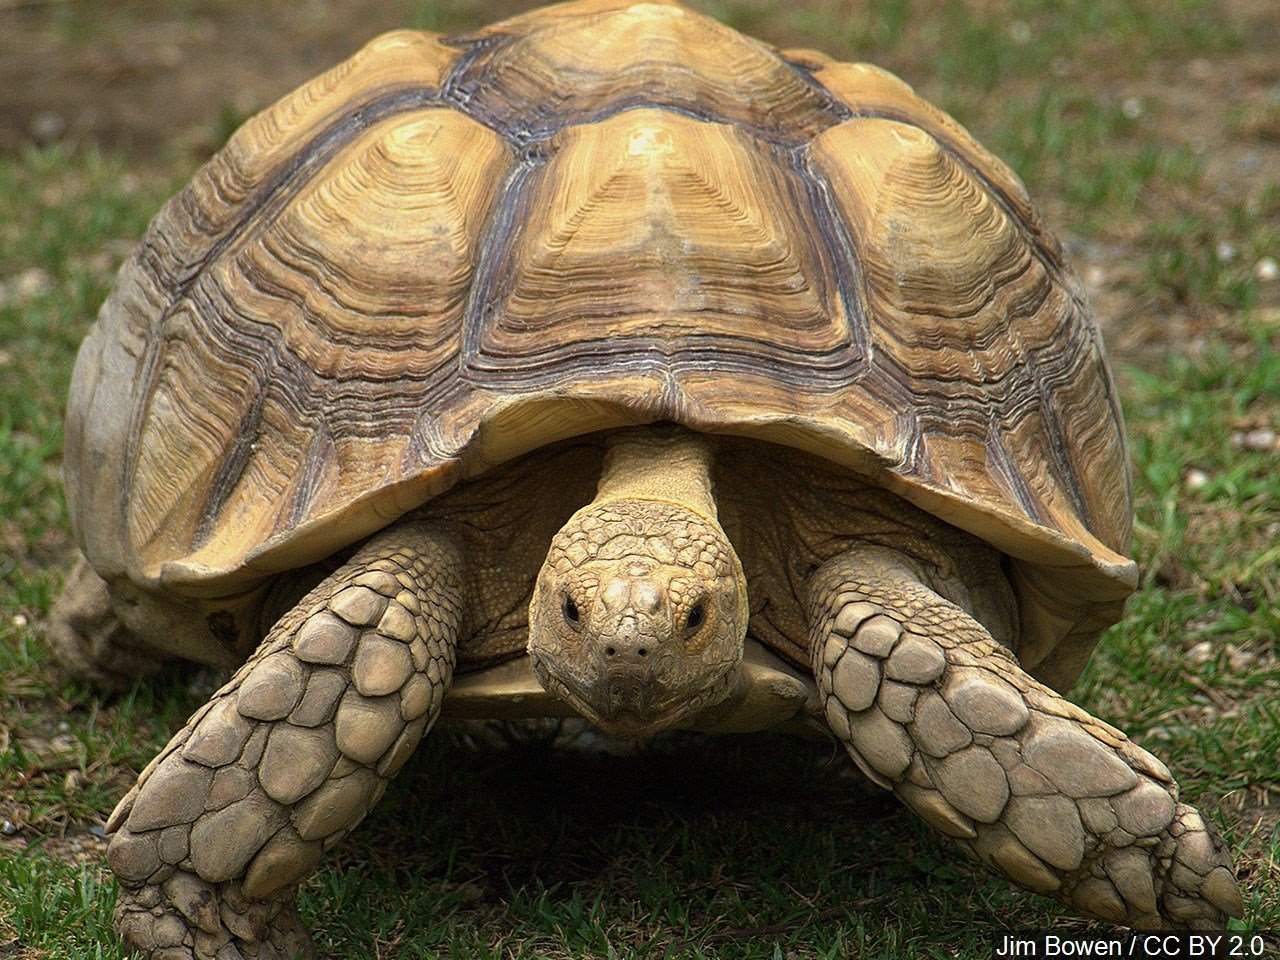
left=47, top=557, right=171, bottom=687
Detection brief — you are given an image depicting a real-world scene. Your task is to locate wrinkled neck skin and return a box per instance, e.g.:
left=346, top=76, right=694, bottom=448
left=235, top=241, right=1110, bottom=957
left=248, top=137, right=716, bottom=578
left=527, top=428, right=749, bottom=738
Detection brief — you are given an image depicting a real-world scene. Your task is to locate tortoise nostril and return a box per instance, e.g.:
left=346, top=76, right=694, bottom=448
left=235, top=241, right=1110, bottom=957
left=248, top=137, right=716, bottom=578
left=606, top=646, right=617, bottom=657
left=637, top=648, right=647, bottom=657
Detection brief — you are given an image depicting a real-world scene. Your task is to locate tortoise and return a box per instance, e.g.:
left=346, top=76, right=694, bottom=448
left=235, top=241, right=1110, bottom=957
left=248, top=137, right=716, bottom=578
left=49, top=0, right=1243, bottom=955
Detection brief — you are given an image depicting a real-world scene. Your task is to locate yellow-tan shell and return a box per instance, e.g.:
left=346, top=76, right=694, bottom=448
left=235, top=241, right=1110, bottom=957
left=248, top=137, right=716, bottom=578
left=64, top=0, right=1136, bottom=686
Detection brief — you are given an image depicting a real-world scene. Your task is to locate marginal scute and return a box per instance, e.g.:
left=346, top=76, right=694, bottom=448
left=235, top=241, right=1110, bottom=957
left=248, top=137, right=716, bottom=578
left=809, top=114, right=1132, bottom=654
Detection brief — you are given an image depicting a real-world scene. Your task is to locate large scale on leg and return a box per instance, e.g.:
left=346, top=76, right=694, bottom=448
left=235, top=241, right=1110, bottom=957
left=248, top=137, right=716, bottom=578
left=49, top=0, right=1244, bottom=955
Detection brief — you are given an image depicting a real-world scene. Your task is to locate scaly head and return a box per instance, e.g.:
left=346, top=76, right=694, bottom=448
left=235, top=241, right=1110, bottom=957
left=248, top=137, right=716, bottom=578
left=528, top=496, right=748, bottom=738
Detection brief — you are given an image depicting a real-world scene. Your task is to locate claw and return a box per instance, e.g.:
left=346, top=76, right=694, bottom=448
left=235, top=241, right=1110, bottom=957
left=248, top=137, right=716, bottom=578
left=1201, top=866, right=1244, bottom=917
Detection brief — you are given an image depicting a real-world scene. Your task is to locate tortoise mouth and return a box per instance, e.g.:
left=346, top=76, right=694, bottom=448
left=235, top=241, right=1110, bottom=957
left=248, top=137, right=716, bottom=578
left=529, top=653, right=739, bottom=739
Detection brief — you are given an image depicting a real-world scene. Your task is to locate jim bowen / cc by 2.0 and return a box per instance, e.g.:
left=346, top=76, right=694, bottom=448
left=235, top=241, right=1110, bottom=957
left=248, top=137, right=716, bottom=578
left=994, top=932, right=1272, bottom=957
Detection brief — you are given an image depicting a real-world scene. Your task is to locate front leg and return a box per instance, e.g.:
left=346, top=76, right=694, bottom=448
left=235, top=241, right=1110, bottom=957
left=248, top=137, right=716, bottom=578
left=105, top=521, right=464, bottom=959
left=807, top=547, right=1243, bottom=931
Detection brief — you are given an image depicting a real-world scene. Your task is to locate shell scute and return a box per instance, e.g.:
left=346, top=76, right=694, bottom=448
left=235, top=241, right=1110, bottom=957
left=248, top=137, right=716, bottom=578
left=809, top=58, right=1059, bottom=266
left=809, top=117, right=1130, bottom=567
left=448, top=0, right=838, bottom=142
left=463, top=107, right=858, bottom=389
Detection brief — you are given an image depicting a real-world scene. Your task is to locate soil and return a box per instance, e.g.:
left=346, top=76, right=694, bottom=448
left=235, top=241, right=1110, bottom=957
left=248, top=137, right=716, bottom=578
left=0, top=0, right=534, bottom=158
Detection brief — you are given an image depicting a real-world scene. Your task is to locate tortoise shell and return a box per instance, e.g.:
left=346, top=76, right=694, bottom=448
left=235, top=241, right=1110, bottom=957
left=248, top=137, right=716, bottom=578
left=64, top=0, right=1136, bottom=690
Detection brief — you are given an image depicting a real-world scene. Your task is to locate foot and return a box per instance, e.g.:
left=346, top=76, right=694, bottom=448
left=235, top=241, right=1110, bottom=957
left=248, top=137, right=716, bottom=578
left=116, top=872, right=314, bottom=960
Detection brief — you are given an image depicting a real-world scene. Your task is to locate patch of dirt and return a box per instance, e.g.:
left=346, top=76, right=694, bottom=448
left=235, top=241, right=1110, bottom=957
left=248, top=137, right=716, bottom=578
left=0, top=0, right=538, bottom=159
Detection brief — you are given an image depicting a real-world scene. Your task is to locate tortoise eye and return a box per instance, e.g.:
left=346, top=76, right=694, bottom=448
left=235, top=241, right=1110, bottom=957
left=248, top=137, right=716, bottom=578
left=685, top=601, right=706, bottom=633
left=562, top=595, right=580, bottom=625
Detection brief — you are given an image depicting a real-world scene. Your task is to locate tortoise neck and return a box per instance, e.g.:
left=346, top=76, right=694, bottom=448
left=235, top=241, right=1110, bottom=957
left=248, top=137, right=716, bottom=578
left=593, top=427, right=719, bottom=522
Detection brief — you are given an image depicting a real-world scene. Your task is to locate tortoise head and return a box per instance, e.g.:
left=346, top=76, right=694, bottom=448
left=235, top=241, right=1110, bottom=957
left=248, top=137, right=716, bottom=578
left=528, top=498, right=748, bottom=738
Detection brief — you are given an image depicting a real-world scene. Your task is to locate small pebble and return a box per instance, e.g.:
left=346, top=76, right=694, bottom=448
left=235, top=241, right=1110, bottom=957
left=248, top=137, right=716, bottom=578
left=1255, top=257, right=1278, bottom=282
left=30, top=111, right=66, bottom=143
left=1184, top=468, right=1209, bottom=491
left=1243, top=427, right=1276, bottom=451
left=1, top=820, right=18, bottom=836
left=1216, top=241, right=1237, bottom=262
left=1121, top=97, right=1144, bottom=119
left=1185, top=641, right=1215, bottom=666
left=1222, top=645, right=1255, bottom=672
left=12, top=613, right=27, bottom=628
left=14, top=268, right=51, bottom=301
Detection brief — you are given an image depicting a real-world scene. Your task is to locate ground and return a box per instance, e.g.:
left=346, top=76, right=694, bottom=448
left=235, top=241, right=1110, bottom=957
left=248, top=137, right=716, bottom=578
left=0, top=0, right=1278, bottom=957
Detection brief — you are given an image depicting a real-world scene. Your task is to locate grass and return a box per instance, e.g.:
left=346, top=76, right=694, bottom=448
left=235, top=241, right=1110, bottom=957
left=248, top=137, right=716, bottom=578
left=1, top=0, right=1279, bottom=957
